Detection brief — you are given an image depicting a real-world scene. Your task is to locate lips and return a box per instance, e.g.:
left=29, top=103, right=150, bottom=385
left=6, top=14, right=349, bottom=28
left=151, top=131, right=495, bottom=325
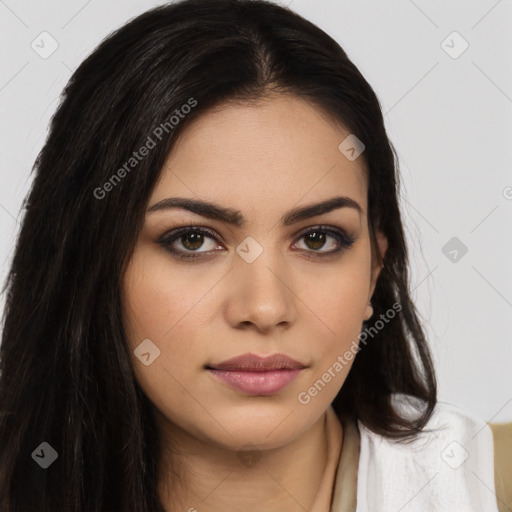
left=206, top=353, right=306, bottom=395
left=206, top=353, right=306, bottom=372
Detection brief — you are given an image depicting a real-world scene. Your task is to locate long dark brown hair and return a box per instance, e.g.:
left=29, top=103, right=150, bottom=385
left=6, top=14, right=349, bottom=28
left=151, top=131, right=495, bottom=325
left=0, top=0, right=436, bottom=510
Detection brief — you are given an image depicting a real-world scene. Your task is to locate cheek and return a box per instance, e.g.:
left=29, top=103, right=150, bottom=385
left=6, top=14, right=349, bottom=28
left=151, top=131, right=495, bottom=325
left=121, top=250, right=206, bottom=387
left=301, top=253, right=371, bottom=381
left=122, top=248, right=214, bottom=346
left=306, top=254, right=371, bottom=335
left=122, top=252, right=210, bottom=426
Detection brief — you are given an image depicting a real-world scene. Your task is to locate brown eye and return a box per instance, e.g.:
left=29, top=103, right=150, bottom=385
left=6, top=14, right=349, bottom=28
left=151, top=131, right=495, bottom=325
left=181, top=232, right=205, bottom=250
left=303, top=231, right=327, bottom=250
left=293, top=226, right=356, bottom=257
left=157, top=227, right=223, bottom=259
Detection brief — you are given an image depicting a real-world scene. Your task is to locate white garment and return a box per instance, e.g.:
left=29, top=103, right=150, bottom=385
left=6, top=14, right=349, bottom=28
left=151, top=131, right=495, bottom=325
left=356, top=398, right=500, bottom=512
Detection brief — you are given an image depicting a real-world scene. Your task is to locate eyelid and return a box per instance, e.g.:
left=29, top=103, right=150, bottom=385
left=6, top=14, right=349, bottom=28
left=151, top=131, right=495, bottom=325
left=292, top=224, right=347, bottom=239
left=156, top=225, right=224, bottom=256
left=157, top=225, right=221, bottom=244
left=291, top=225, right=356, bottom=254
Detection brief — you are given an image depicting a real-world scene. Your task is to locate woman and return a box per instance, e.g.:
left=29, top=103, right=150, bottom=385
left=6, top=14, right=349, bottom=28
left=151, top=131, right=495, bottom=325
left=0, top=0, right=501, bottom=510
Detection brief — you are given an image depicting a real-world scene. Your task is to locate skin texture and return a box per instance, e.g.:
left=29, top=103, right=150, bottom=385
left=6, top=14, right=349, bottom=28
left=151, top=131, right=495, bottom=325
left=122, top=94, right=388, bottom=512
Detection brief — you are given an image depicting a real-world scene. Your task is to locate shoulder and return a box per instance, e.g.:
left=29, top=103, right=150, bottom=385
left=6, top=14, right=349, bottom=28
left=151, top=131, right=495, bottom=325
left=355, top=395, right=499, bottom=512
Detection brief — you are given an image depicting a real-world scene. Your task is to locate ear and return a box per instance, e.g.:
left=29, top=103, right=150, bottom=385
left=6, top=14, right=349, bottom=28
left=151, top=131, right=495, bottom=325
left=363, top=230, right=388, bottom=320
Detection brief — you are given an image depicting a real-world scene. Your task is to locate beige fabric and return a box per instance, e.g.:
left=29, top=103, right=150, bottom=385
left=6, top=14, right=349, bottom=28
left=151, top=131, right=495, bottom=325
left=309, top=406, right=344, bottom=512
left=490, top=422, right=512, bottom=512
left=330, top=414, right=359, bottom=512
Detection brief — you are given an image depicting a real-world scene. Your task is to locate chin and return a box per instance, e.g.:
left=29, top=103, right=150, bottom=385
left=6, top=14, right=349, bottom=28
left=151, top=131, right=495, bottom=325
left=201, top=402, right=320, bottom=451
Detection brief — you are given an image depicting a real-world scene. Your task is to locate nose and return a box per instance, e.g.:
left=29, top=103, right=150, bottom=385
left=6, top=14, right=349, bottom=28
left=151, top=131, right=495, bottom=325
left=223, top=246, right=297, bottom=334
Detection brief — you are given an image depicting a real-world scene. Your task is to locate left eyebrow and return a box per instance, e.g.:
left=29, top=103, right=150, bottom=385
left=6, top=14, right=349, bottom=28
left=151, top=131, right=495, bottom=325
left=146, top=195, right=363, bottom=226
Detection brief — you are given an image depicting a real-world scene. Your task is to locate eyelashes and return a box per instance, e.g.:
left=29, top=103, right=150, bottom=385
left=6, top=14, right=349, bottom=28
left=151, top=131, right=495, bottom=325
left=157, top=226, right=223, bottom=260
left=156, top=225, right=356, bottom=261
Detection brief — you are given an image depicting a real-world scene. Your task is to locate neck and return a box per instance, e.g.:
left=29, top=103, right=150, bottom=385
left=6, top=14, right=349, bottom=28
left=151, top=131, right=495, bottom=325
left=156, top=407, right=343, bottom=512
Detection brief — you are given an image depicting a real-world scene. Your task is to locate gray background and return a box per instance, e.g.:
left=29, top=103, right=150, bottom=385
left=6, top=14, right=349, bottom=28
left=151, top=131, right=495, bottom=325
left=1, top=0, right=511, bottom=422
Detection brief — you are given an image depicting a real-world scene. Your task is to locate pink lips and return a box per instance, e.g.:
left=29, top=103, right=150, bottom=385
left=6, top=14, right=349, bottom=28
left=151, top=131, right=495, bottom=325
left=206, top=353, right=306, bottom=396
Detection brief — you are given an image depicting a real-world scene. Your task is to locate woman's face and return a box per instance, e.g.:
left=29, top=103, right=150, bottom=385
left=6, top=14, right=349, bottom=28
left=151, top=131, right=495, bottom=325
left=122, top=94, right=387, bottom=452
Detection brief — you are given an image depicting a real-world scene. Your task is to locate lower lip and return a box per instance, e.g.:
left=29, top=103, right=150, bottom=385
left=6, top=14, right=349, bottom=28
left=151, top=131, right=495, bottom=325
left=207, top=368, right=303, bottom=395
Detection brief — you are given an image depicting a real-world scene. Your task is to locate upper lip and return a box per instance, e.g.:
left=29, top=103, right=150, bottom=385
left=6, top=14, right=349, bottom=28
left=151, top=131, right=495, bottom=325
left=206, top=353, right=306, bottom=372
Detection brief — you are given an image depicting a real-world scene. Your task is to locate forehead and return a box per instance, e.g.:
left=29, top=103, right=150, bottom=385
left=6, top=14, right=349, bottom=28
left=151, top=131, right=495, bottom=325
left=153, top=94, right=368, bottom=218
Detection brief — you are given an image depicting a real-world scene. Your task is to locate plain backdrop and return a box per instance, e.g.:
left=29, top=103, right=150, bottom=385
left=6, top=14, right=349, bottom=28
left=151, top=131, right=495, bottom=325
left=0, top=0, right=511, bottom=422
